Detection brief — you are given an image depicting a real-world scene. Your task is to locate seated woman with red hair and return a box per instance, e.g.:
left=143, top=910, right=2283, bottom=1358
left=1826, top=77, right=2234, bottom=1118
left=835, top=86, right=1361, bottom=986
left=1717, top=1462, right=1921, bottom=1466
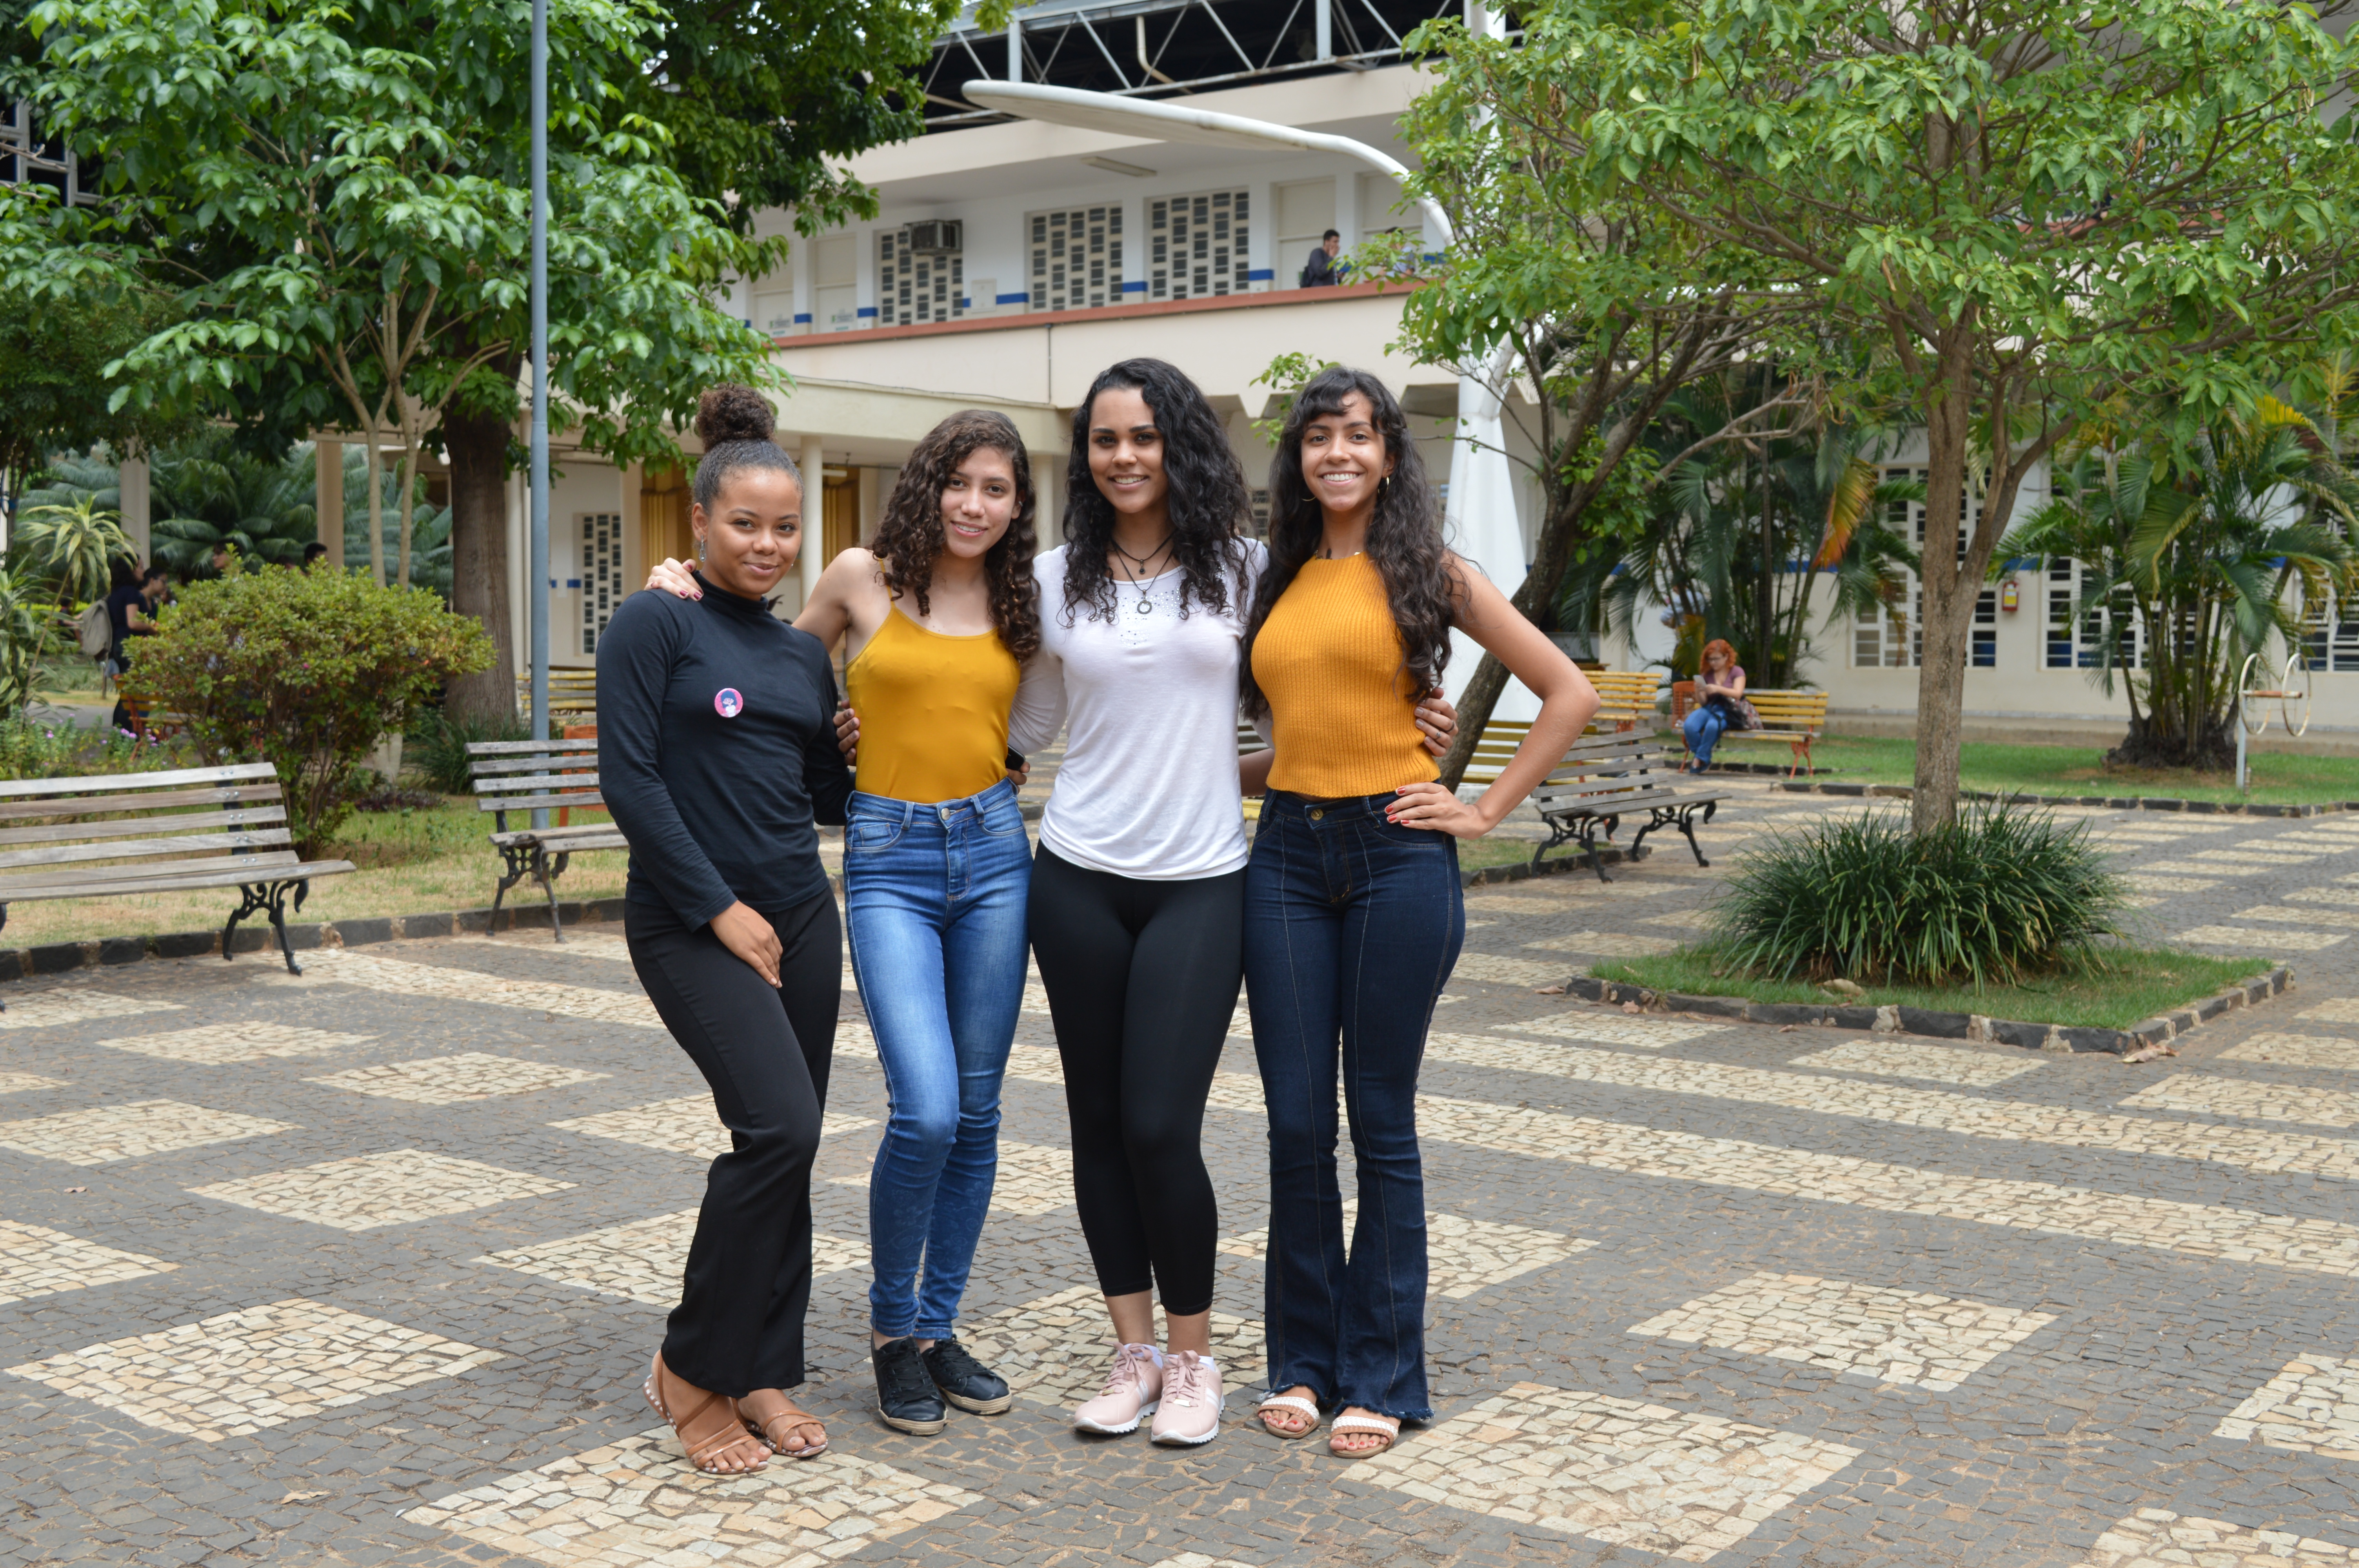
left=1682, top=638, right=1756, bottom=772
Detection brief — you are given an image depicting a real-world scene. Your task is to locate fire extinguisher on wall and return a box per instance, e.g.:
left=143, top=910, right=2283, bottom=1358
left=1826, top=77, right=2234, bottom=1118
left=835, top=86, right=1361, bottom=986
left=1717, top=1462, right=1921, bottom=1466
left=2000, top=577, right=2021, bottom=613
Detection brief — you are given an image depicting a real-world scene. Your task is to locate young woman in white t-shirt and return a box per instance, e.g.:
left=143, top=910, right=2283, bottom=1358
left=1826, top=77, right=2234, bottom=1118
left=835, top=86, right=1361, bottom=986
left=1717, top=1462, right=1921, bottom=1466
left=1015, top=359, right=1454, bottom=1447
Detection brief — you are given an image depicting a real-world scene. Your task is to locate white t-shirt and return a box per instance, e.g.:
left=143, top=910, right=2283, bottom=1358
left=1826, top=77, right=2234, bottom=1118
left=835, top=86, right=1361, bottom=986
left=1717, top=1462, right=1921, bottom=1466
left=1010, top=541, right=1265, bottom=880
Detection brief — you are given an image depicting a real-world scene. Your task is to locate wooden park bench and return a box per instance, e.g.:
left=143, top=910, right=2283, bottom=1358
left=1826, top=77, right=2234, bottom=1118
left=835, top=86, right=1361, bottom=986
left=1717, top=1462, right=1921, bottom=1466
left=1528, top=733, right=1730, bottom=882
left=1586, top=670, right=1667, bottom=732
left=467, top=738, right=624, bottom=941
left=513, top=668, right=598, bottom=722
left=1712, top=688, right=1830, bottom=777
left=0, top=762, right=354, bottom=987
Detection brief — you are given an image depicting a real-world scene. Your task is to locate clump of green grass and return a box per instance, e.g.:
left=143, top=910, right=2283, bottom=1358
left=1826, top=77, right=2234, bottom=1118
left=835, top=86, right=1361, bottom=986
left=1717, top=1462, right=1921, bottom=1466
left=1710, top=799, right=2125, bottom=985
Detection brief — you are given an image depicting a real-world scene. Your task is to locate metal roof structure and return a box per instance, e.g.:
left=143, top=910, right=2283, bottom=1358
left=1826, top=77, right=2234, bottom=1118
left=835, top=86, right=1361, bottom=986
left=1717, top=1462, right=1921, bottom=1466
left=921, top=0, right=1465, bottom=129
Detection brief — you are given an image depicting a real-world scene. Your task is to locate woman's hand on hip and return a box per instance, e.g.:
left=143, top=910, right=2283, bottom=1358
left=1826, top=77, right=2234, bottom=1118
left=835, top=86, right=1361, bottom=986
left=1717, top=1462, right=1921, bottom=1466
left=1386, top=780, right=1495, bottom=838
left=647, top=557, right=700, bottom=599
left=1413, top=687, right=1459, bottom=758
left=711, top=901, right=783, bottom=986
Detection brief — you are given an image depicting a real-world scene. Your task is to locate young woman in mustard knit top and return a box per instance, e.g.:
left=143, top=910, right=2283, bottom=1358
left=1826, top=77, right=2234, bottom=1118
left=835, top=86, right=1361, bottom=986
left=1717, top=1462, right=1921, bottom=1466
left=1240, top=367, right=1599, bottom=1458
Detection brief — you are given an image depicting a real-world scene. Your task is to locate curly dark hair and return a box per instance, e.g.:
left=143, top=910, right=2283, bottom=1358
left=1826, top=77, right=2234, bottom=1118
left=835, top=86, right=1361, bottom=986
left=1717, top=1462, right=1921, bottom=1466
left=1059, top=358, right=1252, bottom=625
left=1241, top=365, right=1461, bottom=720
left=870, top=409, right=1042, bottom=663
left=691, top=383, right=798, bottom=509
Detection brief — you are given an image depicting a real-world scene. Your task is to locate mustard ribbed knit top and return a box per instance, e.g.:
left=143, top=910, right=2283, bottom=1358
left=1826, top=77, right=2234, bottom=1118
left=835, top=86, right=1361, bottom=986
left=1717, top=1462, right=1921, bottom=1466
left=1251, top=554, right=1438, bottom=798
left=843, top=606, right=1020, bottom=803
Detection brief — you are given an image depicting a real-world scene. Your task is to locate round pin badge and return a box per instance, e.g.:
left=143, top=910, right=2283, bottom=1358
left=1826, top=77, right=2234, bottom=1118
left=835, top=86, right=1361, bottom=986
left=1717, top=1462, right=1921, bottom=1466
left=713, top=688, right=744, bottom=718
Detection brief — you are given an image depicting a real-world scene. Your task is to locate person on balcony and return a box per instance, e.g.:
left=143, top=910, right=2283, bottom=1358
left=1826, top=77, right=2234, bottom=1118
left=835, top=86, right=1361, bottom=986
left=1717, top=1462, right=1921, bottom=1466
left=1299, top=230, right=1342, bottom=288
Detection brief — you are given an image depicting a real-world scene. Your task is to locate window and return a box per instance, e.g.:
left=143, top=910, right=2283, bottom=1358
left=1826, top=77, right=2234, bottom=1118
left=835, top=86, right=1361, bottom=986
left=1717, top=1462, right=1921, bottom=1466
left=1851, top=466, right=1995, bottom=669
left=878, top=229, right=962, bottom=327
left=2301, top=582, right=2359, bottom=671
left=1148, top=189, right=1249, bottom=301
left=1274, top=178, right=1334, bottom=288
left=811, top=235, right=856, bottom=332
left=2044, top=557, right=2141, bottom=670
left=1027, top=206, right=1123, bottom=312
left=579, top=512, right=622, bottom=655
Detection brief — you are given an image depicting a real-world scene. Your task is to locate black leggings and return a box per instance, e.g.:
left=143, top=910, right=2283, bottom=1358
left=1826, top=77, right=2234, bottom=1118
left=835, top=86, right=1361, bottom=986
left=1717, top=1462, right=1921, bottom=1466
left=1027, top=844, right=1243, bottom=1317
left=626, top=892, right=841, bottom=1396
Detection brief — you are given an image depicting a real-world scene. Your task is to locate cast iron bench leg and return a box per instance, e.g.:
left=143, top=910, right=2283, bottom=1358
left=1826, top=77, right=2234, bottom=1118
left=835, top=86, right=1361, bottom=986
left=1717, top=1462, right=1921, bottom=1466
left=491, top=842, right=535, bottom=929
left=227, top=878, right=310, bottom=975
left=534, top=848, right=566, bottom=943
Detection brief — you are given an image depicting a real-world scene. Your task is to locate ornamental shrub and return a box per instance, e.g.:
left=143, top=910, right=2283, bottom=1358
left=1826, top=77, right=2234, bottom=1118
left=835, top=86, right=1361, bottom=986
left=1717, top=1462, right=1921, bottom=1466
left=1707, top=800, right=2126, bottom=987
left=138, top=566, right=492, bottom=854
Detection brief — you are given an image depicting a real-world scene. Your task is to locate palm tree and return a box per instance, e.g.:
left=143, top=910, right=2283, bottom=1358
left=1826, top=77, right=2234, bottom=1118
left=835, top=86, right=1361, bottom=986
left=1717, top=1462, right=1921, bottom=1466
left=2003, top=399, right=2359, bottom=768
left=150, top=431, right=320, bottom=575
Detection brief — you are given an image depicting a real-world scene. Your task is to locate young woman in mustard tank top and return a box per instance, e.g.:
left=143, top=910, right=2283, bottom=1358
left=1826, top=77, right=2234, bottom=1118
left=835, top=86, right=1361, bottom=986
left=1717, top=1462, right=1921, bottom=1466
left=649, top=410, right=1043, bottom=1439
left=1239, top=367, right=1601, bottom=1459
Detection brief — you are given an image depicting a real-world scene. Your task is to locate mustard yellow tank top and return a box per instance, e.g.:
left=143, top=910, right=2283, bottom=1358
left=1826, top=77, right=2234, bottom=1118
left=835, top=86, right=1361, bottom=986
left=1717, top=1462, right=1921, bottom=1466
left=843, top=605, right=1021, bottom=803
left=1251, top=554, right=1439, bottom=798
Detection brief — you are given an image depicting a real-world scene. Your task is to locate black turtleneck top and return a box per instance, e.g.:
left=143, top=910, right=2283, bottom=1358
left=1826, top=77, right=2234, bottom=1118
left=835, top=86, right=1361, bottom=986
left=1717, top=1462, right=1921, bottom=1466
left=597, top=572, right=851, bottom=926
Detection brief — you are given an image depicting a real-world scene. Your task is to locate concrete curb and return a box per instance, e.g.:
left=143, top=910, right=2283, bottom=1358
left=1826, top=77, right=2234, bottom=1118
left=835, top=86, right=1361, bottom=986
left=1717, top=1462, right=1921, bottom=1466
left=1774, top=780, right=2356, bottom=817
left=1463, top=844, right=1650, bottom=888
left=1558, top=964, right=2294, bottom=1056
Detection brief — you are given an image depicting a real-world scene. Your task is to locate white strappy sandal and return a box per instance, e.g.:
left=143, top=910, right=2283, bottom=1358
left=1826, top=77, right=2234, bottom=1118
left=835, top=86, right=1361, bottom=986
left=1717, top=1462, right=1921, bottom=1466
left=1255, top=1392, right=1321, bottom=1439
left=1327, top=1410, right=1400, bottom=1458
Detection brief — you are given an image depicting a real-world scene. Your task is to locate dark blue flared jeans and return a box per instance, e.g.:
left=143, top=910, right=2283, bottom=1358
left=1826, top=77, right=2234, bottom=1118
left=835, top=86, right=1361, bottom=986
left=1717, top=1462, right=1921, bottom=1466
left=1243, top=789, right=1464, bottom=1421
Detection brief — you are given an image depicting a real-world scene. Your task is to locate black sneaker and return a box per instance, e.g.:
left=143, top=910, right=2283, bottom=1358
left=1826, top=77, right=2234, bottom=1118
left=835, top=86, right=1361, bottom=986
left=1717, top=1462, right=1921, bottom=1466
left=872, top=1336, right=947, bottom=1434
left=922, top=1337, right=1013, bottom=1415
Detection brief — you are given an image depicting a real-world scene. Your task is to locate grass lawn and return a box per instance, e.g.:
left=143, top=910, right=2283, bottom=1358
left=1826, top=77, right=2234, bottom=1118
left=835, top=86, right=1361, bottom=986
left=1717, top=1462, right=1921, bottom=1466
left=1796, top=734, right=2359, bottom=808
left=1592, top=945, right=2276, bottom=1029
left=0, top=797, right=640, bottom=949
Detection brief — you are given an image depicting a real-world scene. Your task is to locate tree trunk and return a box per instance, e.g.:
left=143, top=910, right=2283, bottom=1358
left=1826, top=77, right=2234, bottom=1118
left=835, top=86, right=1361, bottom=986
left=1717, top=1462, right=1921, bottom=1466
left=1909, top=337, right=1976, bottom=833
left=442, top=403, right=517, bottom=725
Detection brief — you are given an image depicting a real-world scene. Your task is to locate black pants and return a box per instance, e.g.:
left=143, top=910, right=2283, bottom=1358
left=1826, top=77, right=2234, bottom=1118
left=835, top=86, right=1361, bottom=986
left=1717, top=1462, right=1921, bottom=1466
left=1027, top=844, right=1242, bottom=1316
left=626, top=891, right=841, bottom=1396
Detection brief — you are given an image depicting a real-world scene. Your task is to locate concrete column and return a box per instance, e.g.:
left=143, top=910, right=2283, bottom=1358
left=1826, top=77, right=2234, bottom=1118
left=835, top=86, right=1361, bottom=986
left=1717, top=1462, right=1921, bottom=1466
left=117, top=452, right=151, bottom=565
left=858, top=465, right=881, bottom=545
left=799, top=436, right=825, bottom=607
left=313, top=439, right=343, bottom=570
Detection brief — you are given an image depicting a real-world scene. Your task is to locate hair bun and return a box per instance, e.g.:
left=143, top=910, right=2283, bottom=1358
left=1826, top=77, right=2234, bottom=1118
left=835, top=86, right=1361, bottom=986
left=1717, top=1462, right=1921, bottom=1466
left=695, top=383, right=775, bottom=446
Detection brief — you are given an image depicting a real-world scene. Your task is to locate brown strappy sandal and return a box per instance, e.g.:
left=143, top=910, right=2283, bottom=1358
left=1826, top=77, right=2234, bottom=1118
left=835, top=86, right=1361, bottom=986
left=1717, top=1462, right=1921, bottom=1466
left=739, top=1388, right=829, bottom=1459
left=643, top=1352, right=771, bottom=1474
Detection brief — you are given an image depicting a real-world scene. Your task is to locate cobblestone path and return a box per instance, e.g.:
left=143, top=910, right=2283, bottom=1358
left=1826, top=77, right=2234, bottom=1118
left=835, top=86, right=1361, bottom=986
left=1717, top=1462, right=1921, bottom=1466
left=1, top=778, right=2354, bottom=1566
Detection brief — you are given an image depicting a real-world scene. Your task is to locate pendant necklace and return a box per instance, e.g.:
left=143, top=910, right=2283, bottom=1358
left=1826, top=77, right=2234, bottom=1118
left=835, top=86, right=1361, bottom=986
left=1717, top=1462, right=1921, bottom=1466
left=1112, top=535, right=1173, bottom=616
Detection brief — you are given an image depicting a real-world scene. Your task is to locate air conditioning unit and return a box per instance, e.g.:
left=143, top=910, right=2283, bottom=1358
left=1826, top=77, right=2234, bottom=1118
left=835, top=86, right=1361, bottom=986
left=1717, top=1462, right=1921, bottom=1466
left=905, top=219, right=963, bottom=255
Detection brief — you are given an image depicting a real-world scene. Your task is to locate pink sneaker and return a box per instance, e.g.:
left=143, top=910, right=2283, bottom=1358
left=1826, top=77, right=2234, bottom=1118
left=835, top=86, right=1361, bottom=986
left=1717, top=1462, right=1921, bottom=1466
left=1072, top=1343, right=1162, bottom=1434
left=1149, top=1351, right=1223, bottom=1446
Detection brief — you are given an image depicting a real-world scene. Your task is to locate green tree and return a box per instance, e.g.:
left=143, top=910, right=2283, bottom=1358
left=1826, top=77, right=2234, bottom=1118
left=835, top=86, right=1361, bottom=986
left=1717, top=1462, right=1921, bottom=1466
left=2003, top=402, right=2359, bottom=768
left=10, top=492, right=129, bottom=608
left=1548, top=0, right=2359, bottom=828
left=138, top=566, right=492, bottom=852
left=18, top=0, right=785, bottom=720
left=1390, top=11, right=1826, bottom=788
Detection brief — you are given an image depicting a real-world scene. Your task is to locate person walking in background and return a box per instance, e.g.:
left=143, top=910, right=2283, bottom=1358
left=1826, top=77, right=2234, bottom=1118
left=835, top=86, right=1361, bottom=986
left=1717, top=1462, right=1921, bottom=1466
left=1681, top=638, right=1754, bottom=773
left=1299, top=229, right=1342, bottom=289
left=645, top=410, right=1043, bottom=1439
left=600, top=384, right=848, bottom=1473
left=1241, top=365, right=1598, bottom=1459
left=105, top=563, right=167, bottom=732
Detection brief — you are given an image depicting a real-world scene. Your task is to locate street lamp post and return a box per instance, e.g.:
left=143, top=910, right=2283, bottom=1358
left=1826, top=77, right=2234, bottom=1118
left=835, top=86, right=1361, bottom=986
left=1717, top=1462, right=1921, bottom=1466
left=527, top=0, right=551, bottom=824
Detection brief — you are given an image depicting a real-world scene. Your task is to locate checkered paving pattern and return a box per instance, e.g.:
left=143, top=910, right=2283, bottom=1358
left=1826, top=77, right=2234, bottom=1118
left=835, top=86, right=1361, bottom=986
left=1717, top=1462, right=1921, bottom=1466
left=94, top=1022, right=376, bottom=1065
left=0, top=1220, right=174, bottom=1305
left=1343, top=1381, right=1863, bottom=1561
left=0, top=1098, right=291, bottom=1165
left=2215, top=1355, right=2359, bottom=1460
left=7, top=1297, right=500, bottom=1440
left=1625, top=1270, right=2055, bottom=1391
left=2070, top=1510, right=2359, bottom=1568
left=305, top=1051, right=609, bottom=1104
left=2, top=779, right=2356, bottom=1567
left=187, top=1147, right=574, bottom=1230
left=474, top=1211, right=866, bottom=1306
left=403, top=1432, right=981, bottom=1567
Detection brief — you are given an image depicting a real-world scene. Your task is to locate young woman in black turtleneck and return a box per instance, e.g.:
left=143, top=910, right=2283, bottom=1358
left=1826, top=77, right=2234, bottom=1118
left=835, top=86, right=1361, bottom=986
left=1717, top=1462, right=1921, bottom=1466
left=598, top=385, right=851, bottom=1472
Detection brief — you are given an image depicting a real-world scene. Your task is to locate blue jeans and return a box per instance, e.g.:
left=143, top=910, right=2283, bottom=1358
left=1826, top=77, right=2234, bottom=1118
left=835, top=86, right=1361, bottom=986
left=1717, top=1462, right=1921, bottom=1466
left=1243, top=790, right=1464, bottom=1421
left=1683, top=703, right=1730, bottom=766
left=843, top=777, right=1032, bottom=1339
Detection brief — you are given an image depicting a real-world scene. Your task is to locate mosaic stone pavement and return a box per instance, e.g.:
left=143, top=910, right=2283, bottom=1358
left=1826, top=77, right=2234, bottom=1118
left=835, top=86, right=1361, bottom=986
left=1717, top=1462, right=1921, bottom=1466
left=0, top=777, right=2353, bottom=1566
